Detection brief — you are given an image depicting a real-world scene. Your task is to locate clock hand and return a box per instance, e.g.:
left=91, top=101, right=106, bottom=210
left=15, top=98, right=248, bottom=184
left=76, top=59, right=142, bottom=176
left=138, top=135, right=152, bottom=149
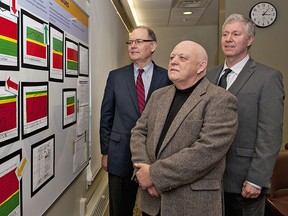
left=262, top=8, right=270, bottom=15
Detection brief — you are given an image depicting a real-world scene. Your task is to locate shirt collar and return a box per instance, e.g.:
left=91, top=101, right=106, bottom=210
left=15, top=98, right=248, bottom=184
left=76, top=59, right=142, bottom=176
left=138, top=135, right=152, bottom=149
left=223, top=55, right=250, bottom=75
left=134, top=62, right=154, bottom=78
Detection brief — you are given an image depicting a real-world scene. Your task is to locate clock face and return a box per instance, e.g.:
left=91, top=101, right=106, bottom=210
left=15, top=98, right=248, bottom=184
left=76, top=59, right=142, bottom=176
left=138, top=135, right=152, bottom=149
left=249, top=2, right=277, bottom=28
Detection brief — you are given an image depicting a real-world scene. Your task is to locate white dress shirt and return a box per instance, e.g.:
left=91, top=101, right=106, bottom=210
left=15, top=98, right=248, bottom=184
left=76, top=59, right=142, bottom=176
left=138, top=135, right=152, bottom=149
left=219, top=55, right=250, bottom=90
left=134, top=62, right=154, bottom=101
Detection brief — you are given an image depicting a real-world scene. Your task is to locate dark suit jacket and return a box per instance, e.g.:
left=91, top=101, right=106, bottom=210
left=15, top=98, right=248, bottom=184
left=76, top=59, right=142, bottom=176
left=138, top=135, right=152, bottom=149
left=207, top=58, right=285, bottom=194
left=131, top=78, right=238, bottom=216
left=100, top=62, right=171, bottom=177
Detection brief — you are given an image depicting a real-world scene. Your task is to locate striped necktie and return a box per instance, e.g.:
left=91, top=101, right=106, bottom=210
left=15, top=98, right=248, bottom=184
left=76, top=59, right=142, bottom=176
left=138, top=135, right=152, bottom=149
left=218, top=68, right=232, bottom=89
left=136, top=69, right=145, bottom=113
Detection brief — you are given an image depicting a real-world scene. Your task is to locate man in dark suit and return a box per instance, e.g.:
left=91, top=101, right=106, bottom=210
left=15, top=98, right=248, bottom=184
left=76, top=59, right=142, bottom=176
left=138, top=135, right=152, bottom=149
left=206, top=14, right=285, bottom=216
left=130, top=40, right=238, bottom=216
left=100, top=26, right=171, bottom=216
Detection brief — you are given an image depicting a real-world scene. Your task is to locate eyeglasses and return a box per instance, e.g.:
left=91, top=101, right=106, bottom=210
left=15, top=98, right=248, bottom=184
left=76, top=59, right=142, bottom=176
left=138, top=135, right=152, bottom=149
left=126, top=39, right=154, bottom=46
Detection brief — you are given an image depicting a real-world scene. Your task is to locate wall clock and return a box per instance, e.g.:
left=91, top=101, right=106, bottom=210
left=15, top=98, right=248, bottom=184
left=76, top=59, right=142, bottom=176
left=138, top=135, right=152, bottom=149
left=249, top=2, right=277, bottom=28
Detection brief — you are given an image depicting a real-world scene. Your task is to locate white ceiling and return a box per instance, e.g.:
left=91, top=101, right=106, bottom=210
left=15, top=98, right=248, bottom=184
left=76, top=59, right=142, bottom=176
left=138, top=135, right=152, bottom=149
left=120, top=0, right=219, bottom=27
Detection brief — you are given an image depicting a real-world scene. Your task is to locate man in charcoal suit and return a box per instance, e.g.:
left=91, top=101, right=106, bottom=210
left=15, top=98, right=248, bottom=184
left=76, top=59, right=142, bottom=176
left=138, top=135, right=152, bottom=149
left=206, top=14, right=285, bottom=216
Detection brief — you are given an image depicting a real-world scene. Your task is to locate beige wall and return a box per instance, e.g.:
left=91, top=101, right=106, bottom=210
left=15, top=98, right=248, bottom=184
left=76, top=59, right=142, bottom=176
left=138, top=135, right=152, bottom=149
left=152, top=26, right=218, bottom=69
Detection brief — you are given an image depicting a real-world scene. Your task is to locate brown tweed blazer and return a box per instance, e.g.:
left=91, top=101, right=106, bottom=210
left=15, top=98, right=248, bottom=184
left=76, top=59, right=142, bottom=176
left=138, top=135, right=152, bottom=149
left=130, top=77, right=238, bottom=216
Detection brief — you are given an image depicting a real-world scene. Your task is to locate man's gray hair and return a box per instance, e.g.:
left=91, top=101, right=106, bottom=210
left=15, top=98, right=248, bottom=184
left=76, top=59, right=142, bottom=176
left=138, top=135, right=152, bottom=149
left=222, top=13, right=256, bottom=38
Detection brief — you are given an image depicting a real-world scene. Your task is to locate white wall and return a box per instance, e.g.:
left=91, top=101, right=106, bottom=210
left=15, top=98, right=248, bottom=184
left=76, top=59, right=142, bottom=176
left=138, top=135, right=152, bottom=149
left=44, top=0, right=129, bottom=215
left=89, top=0, right=130, bottom=182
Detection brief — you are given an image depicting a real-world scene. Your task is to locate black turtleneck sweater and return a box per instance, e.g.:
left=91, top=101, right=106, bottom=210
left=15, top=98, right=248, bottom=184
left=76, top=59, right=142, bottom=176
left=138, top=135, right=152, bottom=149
left=155, top=78, right=203, bottom=156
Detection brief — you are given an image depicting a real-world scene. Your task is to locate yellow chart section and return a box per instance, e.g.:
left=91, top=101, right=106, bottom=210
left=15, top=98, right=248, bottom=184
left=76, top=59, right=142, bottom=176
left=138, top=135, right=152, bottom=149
left=54, top=0, right=88, bottom=27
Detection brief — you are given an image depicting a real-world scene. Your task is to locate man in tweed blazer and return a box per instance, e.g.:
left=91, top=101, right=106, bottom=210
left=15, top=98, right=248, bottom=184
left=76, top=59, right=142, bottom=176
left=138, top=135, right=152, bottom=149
left=130, top=41, right=238, bottom=216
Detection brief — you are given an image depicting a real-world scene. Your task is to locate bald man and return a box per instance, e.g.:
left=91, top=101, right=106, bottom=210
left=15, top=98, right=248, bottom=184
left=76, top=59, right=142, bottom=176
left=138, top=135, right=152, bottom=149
left=130, top=41, right=238, bottom=216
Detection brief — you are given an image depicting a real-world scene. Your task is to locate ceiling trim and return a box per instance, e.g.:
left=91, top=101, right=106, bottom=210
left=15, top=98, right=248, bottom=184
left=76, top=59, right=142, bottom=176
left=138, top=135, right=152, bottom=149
left=111, top=0, right=134, bottom=32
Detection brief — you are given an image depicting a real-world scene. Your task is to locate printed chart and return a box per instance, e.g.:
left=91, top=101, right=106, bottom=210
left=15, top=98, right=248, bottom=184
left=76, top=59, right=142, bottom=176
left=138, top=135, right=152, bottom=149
left=49, top=24, right=64, bottom=82
left=21, top=82, right=49, bottom=139
left=0, top=2, right=19, bottom=70
left=0, top=150, right=22, bottom=216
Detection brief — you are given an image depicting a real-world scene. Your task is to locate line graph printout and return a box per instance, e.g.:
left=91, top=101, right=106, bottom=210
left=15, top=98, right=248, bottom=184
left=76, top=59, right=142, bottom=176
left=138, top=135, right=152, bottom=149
left=31, top=135, right=55, bottom=196
left=21, top=10, right=48, bottom=69
left=49, top=24, right=64, bottom=82
left=22, top=82, right=48, bottom=139
left=65, top=38, right=78, bottom=77
left=0, top=2, right=19, bottom=70
left=0, top=150, right=22, bottom=216
left=0, top=82, right=19, bottom=146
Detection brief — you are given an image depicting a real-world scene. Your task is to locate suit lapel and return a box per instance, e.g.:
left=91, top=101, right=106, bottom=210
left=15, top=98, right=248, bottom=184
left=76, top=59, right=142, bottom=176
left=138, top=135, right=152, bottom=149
left=153, top=86, right=175, bottom=152
left=123, top=64, right=139, bottom=112
left=156, top=78, right=208, bottom=157
left=124, top=63, right=167, bottom=114
left=209, top=58, right=256, bottom=96
left=209, top=65, right=223, bottom=84
left=228, top=58, right=256, bottom=95
left=147, top=64, right=164, bottom=100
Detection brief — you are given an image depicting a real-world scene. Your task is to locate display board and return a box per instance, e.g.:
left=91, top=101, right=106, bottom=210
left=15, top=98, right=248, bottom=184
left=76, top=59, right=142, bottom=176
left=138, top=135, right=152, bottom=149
left=0, top=0, right=89, bottom=215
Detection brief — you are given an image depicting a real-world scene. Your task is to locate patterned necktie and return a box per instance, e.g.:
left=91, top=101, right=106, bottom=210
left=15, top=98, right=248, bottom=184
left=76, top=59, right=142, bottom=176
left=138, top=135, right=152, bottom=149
left=218, top=68, right=232, bottom=89
left=136, top=69, right=145, bottom=113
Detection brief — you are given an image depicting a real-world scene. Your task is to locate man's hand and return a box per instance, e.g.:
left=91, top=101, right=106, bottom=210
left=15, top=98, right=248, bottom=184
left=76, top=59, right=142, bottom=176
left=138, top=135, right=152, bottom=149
left=241, top=182, right=261, bottom=199
left=147, top=186, right=160, bottom=197
left=101, top=155, right=108, bottom=171
left=134, top=163, right=153, bottom=189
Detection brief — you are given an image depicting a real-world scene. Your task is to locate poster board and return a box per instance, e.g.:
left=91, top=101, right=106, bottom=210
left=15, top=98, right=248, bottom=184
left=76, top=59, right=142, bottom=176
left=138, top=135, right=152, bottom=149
left=0, top=0, right=89, bottom=215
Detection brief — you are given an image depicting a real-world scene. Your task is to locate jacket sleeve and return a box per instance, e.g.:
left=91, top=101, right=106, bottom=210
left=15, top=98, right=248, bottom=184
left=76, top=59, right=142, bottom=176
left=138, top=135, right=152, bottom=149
left=246, top=70, right=285, bottom=188
left=99, top=72, right=115, bottom=155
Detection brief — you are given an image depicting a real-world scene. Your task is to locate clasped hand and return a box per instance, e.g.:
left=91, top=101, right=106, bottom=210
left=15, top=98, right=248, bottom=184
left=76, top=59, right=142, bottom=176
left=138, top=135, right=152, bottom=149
left=134, top=163, right=160, bottom=197
left=241, top=182, right=261, bottom=199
